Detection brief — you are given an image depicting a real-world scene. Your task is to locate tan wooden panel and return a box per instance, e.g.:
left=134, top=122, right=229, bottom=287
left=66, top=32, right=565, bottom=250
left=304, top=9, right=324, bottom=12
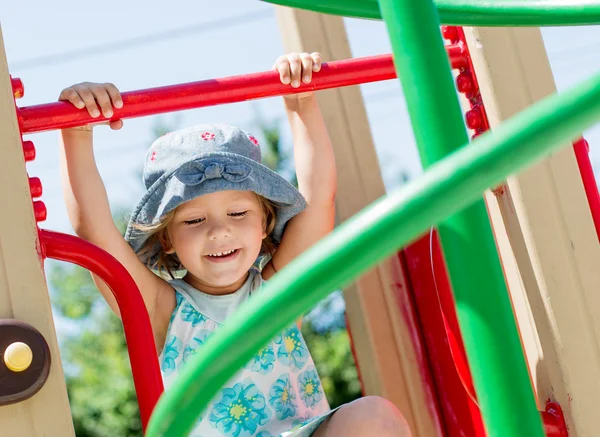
left=0, top=24, right=75, bottom=436
left=465, top=26, right=600, bottom=436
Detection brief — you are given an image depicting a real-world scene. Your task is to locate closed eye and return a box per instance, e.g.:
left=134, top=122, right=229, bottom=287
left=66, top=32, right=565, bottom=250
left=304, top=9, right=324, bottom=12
left=229, top=211, right=248, bottom=217
left=183, top=217, right=205, bottom=225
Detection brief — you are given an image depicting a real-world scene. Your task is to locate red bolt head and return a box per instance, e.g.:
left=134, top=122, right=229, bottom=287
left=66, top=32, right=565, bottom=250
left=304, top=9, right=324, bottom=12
left=11, top=77, right=24, bottom=99
left=29, top=177, right=43, bottom=198
left=33, top=201, right=47, bottom=222
left=456, top=73, right=474, bottom=95
left=442, top=26, right=459, bottom=43
left=466, top=108, right=483, bottom=130
left=22, top=140, right=36, bottom=162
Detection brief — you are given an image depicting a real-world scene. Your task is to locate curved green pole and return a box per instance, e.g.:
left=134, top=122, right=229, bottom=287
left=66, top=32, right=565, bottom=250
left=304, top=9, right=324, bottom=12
left=378, top=0, right=542, bottom=436
left=261, top=0, right=600, bottom=26
left=145, top=69, right=600, bottom=437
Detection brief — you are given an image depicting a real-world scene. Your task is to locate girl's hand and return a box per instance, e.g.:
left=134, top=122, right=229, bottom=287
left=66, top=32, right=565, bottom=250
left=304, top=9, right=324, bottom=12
left=274, top=52, right=322, bottom=100
left=59, top=82, right=124, bottom=131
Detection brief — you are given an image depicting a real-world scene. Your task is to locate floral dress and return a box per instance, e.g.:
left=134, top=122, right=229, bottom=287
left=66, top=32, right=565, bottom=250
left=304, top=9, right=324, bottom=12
left=159, top=269, right=335, bottom=437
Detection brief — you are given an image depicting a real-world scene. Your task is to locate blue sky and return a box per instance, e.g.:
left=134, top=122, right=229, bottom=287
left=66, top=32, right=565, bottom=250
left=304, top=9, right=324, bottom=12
left=3, top=2, right=600, bottom=333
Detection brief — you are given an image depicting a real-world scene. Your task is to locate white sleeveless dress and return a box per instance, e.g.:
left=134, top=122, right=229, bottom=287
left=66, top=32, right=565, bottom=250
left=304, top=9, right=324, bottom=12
left=158, top=269, right=335, bottom=437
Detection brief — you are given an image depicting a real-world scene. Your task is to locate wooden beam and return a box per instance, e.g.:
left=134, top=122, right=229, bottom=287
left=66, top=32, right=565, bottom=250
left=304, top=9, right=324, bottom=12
left=464, top=26, right=600, bottom=436
left=275, top=7, right=443, bottom=436
left=0, top=25, right=75, bottom=436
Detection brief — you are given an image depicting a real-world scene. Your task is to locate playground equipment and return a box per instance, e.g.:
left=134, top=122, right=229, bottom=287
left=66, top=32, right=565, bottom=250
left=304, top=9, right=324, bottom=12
left=2, top=1, right=600, bottom=437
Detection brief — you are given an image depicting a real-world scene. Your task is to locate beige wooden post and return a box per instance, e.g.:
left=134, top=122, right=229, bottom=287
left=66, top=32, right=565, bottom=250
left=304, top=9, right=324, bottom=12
left=0, top=26, right=75, bottom=436
left=275, top=7, right=443, bottom=436
left=463, top=26, right=600, bottom=436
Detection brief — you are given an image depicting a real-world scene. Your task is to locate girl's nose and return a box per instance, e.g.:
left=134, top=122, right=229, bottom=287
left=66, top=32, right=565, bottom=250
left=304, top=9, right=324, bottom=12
left=207, top=221, right=231, bottom=240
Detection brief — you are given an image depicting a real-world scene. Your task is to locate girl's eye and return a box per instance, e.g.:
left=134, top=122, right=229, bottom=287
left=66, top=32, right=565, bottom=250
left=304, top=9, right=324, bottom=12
left=229, top=211, right=248, bottom=217
left=183, top=218, right=204, bottom=225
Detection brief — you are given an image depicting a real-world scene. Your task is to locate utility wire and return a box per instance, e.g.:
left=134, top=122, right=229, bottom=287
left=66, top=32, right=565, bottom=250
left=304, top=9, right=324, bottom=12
left=9, top=9, right=272, bottom=71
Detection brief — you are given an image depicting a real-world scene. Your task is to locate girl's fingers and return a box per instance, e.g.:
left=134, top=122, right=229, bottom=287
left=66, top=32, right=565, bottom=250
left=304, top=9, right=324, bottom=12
left=73, top=85, right=101, bottom=118
left=311, top=52, right=322, bottom=72
left=275, top=56, right=292, bottom=85
left=59, top=88, right=85, bottom=109
left=287, top=53, right=302, bottom=88
left=300, top=53, right=313, bottom=84
left=109, top=119, right=123, bottom=131
left=90, top=86, right=114, bottom=118
left=104, top=82, right=123, bottom=109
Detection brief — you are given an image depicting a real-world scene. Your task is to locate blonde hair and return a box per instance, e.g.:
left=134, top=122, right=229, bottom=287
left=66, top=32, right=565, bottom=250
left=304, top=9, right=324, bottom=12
left=135, top=193, right=277, bottom=278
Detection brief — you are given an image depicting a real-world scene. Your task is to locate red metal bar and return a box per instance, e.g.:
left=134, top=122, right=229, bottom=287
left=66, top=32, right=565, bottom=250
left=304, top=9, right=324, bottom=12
left=573, top=138, right=600, bottom=240
left=402, top=233, right=486, bottom=437
left=40, top=230, right=163, bottom=432
left=18, top=50, right=461, bottom=134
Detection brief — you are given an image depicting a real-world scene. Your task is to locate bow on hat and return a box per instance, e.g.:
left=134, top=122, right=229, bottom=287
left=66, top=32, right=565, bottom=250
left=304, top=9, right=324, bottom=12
left=175, top=159, right=252, bottom=186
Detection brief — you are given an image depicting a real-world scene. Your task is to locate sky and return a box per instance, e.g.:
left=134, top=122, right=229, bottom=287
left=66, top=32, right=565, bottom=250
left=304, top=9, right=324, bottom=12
left=2, top=1, right=600, bottom=334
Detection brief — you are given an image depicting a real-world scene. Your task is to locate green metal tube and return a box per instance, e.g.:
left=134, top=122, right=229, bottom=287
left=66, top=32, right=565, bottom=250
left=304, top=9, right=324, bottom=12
left=261, top=0, right=600, bottom=26
left=378, top=0, right=543, bottom=436
left=145, top=68, right=600, bottom=437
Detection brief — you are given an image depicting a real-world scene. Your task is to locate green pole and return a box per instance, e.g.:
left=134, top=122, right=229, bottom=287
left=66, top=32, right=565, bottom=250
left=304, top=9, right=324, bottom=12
left=377, top=0, right=544, bottom=436
left=145, top=65, right=600, bottom=437
left=262, top=0, right=600, bottom=26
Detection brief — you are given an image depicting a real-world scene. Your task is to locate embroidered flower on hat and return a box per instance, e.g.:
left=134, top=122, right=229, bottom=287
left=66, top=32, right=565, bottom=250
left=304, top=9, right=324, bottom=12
left=201, top=132, right=215, bottom=141
left=248, top=135, right=259, bottom=146
left=150, top=151, right=157, bottom=162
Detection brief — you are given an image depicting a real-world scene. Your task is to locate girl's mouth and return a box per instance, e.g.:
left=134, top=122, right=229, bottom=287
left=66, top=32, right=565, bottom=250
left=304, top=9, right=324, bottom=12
left=205, top=249, right=240, bottom=262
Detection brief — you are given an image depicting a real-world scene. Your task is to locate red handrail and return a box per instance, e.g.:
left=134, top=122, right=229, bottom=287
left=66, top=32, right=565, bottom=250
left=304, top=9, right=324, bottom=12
left=17, top=49, right=464, bottom=134
left=40, top=230, right=163, bottom=432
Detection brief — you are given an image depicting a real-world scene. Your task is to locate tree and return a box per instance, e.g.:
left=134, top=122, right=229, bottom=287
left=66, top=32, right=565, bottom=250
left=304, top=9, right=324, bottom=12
left=50, top=110, right=362, bottom=436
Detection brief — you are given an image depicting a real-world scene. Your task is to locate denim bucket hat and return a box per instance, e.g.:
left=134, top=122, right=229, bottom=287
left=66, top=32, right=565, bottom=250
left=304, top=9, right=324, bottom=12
left=124, top=123, right=306, bottom=266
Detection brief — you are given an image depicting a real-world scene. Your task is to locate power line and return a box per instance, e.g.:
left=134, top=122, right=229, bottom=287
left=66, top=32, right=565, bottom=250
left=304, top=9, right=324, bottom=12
left=9, top=9, right=272, bottom=71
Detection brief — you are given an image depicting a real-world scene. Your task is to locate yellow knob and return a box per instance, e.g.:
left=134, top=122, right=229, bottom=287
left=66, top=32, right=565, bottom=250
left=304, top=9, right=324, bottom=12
left=4, top=342, right=33, bottom=372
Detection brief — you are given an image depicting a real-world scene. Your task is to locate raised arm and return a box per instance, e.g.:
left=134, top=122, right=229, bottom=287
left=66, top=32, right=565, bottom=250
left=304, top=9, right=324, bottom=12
left=264, top=53, right=337, bottom=279
left=59, top=83, right=175, bottom=342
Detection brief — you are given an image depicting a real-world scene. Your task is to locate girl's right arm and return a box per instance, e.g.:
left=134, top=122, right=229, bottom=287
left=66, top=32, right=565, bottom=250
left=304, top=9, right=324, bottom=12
left=59, top=82, right=175, bottom=345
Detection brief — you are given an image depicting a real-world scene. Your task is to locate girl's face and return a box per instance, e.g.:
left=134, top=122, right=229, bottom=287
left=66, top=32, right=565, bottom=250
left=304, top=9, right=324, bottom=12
left=166, top=190, right=267, bottom=294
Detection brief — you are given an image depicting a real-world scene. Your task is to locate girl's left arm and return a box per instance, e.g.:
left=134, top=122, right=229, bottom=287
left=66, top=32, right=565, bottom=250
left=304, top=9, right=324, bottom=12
left=264, top=54, right=337, bottom=279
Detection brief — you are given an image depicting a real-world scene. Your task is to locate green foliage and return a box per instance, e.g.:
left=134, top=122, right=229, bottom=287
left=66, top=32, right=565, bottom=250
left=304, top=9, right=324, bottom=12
left=301, top=320, right=362, bottom=408
left=64, top=308, right=141, bottom=437
left=50, top=263, right=99, bottom=320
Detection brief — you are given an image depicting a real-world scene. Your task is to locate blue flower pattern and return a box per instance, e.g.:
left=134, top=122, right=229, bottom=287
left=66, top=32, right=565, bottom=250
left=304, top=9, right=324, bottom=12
left=298, top=368, right=324, bottom=408
left=181, top=300, right=207, bottom=326
left=246, top=344, right=276, bottom=375
left=209, top=381, right=270, bottom=437
left=170, top=292, right=185, bottom=324
left=161, top=335, right=182, bottom=377
left=182, top=330, right=212, bottom=364
left=268, top=374, right=297, bottom=420
left=162, top=283, right=330, bottom=436
left=274, top=326, right=308, bottom=371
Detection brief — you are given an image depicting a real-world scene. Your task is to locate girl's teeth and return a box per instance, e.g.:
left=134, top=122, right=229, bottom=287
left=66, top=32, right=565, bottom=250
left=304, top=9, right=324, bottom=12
left=209, top=249, right=235, bottom=257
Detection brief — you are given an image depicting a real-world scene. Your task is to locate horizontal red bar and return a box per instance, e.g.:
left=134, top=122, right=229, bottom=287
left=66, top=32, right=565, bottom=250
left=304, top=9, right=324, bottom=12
left=41, top=230, right=163, bottom=432
left=17, top=48, right=462, bottom=134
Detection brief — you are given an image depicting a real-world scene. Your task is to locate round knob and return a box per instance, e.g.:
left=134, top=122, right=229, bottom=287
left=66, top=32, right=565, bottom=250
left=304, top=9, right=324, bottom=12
left=466, top=108, right=483, bottom=130
left=456, top=73, right=474, bottom=95
left=442, top=26, right=459, bottom=43
left=4, top=342, right=33, bottom=372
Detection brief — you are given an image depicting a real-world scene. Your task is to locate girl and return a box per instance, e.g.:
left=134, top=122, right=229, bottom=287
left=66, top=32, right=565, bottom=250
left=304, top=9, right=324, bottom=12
left=59, top=52, right=411, bottom=437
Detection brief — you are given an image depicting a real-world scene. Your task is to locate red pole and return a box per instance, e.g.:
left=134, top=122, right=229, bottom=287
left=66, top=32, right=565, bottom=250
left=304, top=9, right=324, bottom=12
left=17, top=50, right=462, bottom=134
left=40, top=230, right=163, bottom=432
left=573, top=138, right=600, bottom=240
